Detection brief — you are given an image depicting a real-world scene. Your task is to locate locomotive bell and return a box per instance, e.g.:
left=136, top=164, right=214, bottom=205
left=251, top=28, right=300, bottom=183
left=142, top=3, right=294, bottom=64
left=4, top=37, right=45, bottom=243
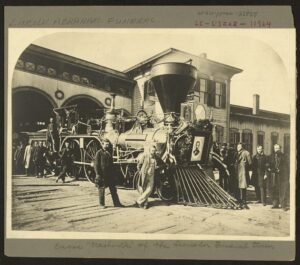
left=150, top=63, right=198, bottom=114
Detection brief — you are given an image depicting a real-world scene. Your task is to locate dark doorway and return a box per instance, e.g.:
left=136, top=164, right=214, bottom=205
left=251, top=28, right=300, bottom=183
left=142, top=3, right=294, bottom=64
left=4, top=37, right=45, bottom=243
left=12, top=89, right=55, bottom=133
left=63, top=97, right=104, bottom=122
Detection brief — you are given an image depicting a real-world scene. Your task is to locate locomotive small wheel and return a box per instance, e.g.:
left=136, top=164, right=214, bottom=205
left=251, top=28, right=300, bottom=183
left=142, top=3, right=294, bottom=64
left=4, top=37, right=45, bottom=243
left=126, top=165, right=137, bottom=188
left=132, top=171, right=141, bottom=190
left=83, top=139, right=101, bottom=183
left=156, top=174, right=176, bottom=202
left=61, top=138, right=83, bottom=179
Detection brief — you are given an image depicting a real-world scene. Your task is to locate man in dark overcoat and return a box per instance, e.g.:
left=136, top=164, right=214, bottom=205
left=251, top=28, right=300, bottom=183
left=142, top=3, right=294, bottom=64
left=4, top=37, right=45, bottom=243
left=56, top=141, right=74, bottom=183
left=227, top=146, right=238, bottom=198
left=32, top=141, right=40, bottom=178
left=36, top=141, right=47, bottom=177
left=46, top=117, right=59, bottom=152
left=234, top=143, right=252, bottom=209
left=251, top=145, right=268, bottom=206
left=219, top=143, right=229, bottom=191
left=13, top=141, right=25, bottom=174
left=94, top=139, right=123, bottom=208
left=268, top=144, right=289, bottom=211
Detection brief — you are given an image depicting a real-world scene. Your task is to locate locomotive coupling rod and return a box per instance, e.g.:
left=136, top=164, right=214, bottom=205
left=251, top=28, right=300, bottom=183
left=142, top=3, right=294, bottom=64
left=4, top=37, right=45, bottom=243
left=73, top=161, right=93, bottom=166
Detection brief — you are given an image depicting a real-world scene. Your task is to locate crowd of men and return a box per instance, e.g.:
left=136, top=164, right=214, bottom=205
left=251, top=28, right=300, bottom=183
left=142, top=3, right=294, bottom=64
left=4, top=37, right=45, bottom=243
left=216, top=142, right=290, bottom=211
left=92, top=140, right=290, bottom=211
left=13, top=139, right=75, bottom=183
left=13, top=134, right=290, bottom=211
left=14, top=140, right=49, bottom=177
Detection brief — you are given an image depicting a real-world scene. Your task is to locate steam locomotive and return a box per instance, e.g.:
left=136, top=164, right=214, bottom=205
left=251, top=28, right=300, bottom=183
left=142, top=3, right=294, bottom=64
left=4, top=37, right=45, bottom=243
left=47, top=62, right=238, bottom=209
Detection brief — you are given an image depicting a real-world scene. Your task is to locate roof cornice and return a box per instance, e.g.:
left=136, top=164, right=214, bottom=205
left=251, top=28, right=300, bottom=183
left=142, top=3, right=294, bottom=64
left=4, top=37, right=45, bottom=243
left=25, top=44, right=135, bottom=84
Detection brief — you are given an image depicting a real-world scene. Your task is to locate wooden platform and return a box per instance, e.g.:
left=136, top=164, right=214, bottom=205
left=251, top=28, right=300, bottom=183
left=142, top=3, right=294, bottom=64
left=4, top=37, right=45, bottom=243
left=11, top=175, right=290, bottom=236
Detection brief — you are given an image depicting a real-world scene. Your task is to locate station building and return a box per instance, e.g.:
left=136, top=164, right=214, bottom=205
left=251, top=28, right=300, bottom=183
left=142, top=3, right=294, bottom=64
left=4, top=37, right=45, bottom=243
left=12, top=44, right=135, bottom=133
left=230, top=98, right=290, bottom=156
left=11, top=45, right=290, bottom=155
left=125, top=48, right=290, bottom=155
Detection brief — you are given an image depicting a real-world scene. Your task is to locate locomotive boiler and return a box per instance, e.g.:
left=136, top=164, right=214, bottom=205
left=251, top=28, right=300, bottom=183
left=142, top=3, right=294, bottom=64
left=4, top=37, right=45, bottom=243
left=50, top=62, right=239, bottom=209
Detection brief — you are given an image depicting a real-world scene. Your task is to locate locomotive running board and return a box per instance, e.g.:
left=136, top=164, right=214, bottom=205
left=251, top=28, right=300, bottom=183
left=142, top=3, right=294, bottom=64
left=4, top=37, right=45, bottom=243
left=173, top=165, right=240, bottom=209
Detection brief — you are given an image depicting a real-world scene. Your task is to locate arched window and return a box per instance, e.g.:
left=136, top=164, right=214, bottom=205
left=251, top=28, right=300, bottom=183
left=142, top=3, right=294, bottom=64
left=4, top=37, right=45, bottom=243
left=242, top=129, right=253, bottom=154
left=143, top=80, right=156, bottom=101
left=257, top=131, right=265, bottom=149
left=229, top=128, right=240, bottom=148
left=271, top=132, right=279, bottom=153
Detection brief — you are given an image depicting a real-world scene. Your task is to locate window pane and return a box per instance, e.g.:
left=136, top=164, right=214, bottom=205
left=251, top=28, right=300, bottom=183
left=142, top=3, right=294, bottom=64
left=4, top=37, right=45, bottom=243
left=216, top=82, right=221, bottom=91
left=257, top=134, right=264, bottom=146
left=229, top=129, right=240, bottom=148
left=200, top=79, right=206, bottom=92
left=215, top=95, right=221, bottom=107
left=271, top=134, right=278, bottom=144
left=242, top=131, right=253, bottom=153
left=199, top=92, right=205, bottom=104
left=200, top=91, right=208, bottom=104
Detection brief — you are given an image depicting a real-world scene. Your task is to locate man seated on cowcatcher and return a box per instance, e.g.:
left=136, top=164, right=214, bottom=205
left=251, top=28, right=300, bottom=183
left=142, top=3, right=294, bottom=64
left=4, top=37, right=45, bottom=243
left=136, top=145, right=166, bottom=209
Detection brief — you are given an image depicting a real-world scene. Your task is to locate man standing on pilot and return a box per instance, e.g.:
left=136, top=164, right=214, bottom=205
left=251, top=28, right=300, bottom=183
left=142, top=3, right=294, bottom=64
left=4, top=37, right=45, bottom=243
left=136, top=145, right=165, bottom=209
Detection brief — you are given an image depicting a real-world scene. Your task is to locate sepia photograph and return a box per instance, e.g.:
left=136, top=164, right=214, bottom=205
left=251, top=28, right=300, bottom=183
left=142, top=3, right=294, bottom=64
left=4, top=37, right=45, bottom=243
left=6, top=26, right=295, bottom=246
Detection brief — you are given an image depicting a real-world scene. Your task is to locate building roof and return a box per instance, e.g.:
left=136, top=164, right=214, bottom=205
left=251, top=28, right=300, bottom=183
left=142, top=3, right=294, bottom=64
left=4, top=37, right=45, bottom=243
left=230, top=104, right=290, bottom=123
left=124, top=48, right=176, bottom=73
left=124, top=47, right=243, bottom=75
left=25, top=44, right=135, bottom=84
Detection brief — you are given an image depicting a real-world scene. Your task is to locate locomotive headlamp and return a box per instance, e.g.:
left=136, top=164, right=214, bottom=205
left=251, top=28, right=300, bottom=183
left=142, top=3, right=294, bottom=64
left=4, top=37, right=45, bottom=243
left=195, top=104, right=206, bottom=120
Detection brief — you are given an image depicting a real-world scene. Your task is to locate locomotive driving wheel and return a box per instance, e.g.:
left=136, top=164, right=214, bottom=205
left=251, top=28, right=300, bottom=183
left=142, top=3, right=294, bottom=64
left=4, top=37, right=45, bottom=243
left=61, top=138, right=83, bottom=179
left=156, top=170, right=176, bottom=202
left=83, top=139, right=101, bottom=183
left=132, top=171, right=141, bottom=190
